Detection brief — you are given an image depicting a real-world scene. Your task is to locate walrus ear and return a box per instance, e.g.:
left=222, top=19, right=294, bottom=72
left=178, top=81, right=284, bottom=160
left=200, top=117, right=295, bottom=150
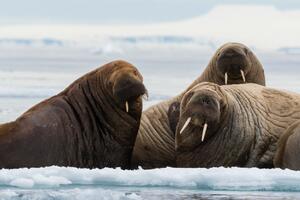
left=167, top=101, right=181, bottom=136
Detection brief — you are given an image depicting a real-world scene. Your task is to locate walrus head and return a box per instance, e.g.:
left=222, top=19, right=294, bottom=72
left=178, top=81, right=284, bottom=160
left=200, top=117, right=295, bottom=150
left=215, top=42, right=253, bottom=85
left=175, top=82, right=256, bottom=168
left=176, top=82, right=226, bottom=152
left=106, top=61, right=148, bottom=119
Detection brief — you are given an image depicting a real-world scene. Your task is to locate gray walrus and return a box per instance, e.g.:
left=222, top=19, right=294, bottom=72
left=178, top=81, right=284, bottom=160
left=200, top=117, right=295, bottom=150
left=132, top=42, right=266, bottom=168
left=0, top=60, right=147, bottom=169
left=175, top=82, right=300, bottom=168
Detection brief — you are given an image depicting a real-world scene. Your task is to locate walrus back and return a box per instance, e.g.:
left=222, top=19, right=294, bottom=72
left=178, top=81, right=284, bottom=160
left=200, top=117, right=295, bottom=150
left=0, top=122, right=17, bottom=137
left=132, top=97, right=178, bottom=168
left=224, top=84, right=300, bottom=168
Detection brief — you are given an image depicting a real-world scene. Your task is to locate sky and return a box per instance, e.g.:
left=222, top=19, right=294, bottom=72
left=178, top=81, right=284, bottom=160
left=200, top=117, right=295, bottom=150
left=1, top=0, right=300, bottom=24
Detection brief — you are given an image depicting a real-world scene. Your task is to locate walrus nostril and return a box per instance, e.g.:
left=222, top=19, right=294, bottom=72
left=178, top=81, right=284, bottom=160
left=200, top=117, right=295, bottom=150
left=202, top=98, right=211, bottom=105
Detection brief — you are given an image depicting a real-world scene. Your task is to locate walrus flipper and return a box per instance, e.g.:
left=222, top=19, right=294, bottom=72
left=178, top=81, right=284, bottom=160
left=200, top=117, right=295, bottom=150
left=167, top=101, right=180, bottom=136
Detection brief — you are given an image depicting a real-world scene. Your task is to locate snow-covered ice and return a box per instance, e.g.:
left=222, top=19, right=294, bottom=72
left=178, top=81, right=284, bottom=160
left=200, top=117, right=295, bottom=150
left=1, top=167, right=300, bottom=199
left=0, top=166, right=300, bottom=191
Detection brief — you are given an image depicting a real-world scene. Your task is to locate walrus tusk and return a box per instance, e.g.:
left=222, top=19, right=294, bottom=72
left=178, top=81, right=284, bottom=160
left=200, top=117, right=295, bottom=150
left=180, top=117, right=191, bottom=134
left=142, top=93, right=149, bottom=101
left=225, top=72, right=228, bottom=85
left=240, top=70, right=246, bottom=83
left=125, top=101, right=129, bottom=112
left=201, top=123, right=208, bottom=142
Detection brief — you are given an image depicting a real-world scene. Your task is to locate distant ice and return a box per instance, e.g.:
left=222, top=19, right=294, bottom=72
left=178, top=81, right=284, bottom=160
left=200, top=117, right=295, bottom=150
left=1, top=5, right=300, bottom=51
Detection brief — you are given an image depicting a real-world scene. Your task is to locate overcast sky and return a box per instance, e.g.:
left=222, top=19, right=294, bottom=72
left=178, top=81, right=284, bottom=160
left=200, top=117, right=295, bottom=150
left=1, top=0, right=300, bottom=24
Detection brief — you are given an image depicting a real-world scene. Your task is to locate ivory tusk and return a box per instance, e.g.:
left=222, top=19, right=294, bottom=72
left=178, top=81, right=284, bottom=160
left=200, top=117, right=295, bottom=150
left=180, top=117, right=191, bottom=134
left=201, top=123, right=208, bottom=142
left=225, top=72, right=228, bottom=85
left=142, top=93, right=149, bottom=101
left=240, top=70, right=246, bottom=83
left=125, top=101, right=129, bottom=113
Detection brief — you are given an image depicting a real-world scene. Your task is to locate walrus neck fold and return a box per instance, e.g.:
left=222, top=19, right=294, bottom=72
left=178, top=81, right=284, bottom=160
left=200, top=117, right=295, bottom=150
left=60, top=67, right=141, bottom=168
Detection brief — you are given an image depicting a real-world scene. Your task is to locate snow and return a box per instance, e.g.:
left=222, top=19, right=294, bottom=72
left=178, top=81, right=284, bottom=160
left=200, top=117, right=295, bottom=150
left=1, top=167, right=300, bottom=199
left=0, top=166, right=299, bottom=191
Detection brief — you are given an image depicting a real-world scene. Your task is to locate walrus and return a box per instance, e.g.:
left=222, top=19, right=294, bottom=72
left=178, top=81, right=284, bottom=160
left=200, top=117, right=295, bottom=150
left=0, top=60, right=147, bottom=169
left=132, top=42, right=266, bottom=168
left=175, top=82, right=300, bottom=168
left=274, top=121, right=300, bottom=170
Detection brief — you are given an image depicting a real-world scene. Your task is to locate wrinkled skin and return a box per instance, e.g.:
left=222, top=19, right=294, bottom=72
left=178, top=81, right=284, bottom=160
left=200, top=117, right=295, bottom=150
left=0, top=60, right=147, bottom=169
left=274, top=121, right=300, bottom=170
left=176, top=82, right=300, bottom=168
left=132, top=42, right=266, bottom=169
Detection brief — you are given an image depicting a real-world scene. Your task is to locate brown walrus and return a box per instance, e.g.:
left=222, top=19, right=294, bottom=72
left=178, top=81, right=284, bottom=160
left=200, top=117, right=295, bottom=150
left=274, top=121, right=300, bottom=170
left=132, top=42, right=266, bottom=168
left=175, top=82, right=300, bottom=168
left=0, top=60, right=147, bottom=169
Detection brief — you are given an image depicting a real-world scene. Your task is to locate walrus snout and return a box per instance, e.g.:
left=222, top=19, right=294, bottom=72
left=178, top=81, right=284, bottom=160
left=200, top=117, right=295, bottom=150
left=178, top=92, right=221, bottom=143
left=114, top=76, right=146, bottom=100
left=113, top=75, right=147, bottom=113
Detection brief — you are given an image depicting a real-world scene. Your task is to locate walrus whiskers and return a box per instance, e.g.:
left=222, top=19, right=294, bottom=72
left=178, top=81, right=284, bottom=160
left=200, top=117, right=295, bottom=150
left=180, top=117, right=191, bottom=134
left=240, top=70, right=246, bottom=83
left=125, top=101, right=129, bottom=112
left=201, top=123, right=208, bottom=142
left=225, top=72, right=228, bottom=85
